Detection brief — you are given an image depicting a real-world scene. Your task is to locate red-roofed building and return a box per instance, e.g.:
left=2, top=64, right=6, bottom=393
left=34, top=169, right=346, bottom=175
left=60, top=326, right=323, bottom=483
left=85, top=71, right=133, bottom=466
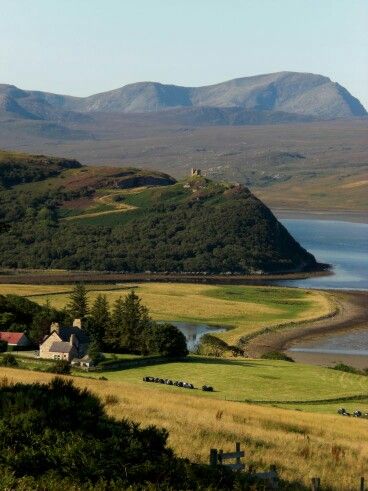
left=0, top=332, right=31, bottom=347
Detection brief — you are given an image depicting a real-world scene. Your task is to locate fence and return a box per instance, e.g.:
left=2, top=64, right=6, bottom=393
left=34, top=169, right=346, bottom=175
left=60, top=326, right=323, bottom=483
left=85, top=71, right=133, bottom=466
left=209, top=442, right=278, bottom=488
left=210, top=444, right=366, bottom=490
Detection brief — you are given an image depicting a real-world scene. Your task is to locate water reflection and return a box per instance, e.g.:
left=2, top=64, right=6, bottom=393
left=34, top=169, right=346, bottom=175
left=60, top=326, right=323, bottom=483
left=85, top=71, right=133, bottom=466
left=170, top=322, right=225, bottom=351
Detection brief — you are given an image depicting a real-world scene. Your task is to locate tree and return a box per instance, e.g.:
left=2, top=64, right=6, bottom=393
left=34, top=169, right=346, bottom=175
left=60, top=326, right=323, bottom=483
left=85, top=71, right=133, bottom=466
left=66, top=283, right=89, bottom=320
left=105, top=296, right=125, bottom=350
left=87, top=338, right=104, bottom=364
left=29, top=298, right=63, bottom=344
left=0, top=340, right=7, bottom=352
left=147, top=323, right=188, bottom=358
left=88, top=294, right=110, bottom=344
left=105, top=291, right=151, bottom=353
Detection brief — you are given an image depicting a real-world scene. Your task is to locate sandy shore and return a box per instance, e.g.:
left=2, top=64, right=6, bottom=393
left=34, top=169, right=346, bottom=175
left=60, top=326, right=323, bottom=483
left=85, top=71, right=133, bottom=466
left=243, top=290, right=368, bottom=368
left=285, top=351, right=368, bottom=369
left=275, top=208, right=368, bottom=224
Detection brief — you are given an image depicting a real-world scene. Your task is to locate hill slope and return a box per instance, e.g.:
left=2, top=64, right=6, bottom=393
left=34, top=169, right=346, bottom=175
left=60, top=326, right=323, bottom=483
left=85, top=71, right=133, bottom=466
left=0, top=151, right=317, bottom=273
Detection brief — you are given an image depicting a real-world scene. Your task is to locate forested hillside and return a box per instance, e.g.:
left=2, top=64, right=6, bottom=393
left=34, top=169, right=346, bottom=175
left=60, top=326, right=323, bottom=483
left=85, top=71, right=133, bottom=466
left=0, top=151, right=318, bottom=273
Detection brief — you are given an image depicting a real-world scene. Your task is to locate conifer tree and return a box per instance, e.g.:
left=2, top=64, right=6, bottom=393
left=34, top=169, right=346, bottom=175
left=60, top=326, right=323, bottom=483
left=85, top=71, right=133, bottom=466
left=105, top=296, right=124, bottom=350
left=105, top=291, right=151, bottom=353
left=89, top=294, right=110, bottom=345
left=120, top=290, right=151, bottom=352
left=67, top=283, right=89, bottom=320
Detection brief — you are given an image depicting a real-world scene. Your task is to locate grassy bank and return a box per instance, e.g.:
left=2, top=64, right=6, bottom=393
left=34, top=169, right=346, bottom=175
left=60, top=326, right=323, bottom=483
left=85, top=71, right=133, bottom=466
left=0, top=282, right=332, bottom=343
left=1, top=366, right=367, bottom=490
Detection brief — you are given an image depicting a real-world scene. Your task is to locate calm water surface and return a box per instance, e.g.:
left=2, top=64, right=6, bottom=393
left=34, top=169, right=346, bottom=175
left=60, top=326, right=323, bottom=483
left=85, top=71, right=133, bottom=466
left=280, top=219, right=368, bottom=355
left=171, top=322, right=225, bottom=351
left=169, top=219, right=368, bottom=355
left=279, top=219, right=368, bottom=290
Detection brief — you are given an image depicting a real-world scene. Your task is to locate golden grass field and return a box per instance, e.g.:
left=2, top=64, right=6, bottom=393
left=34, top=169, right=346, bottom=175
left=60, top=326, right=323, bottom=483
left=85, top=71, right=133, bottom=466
left=0, top=282, right=333, bottom=344
left=1, top=367, right=367, bottom=490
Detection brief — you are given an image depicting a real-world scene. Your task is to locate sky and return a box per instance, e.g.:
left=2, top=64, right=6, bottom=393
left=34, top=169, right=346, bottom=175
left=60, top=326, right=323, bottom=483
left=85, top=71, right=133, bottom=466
left=1, top=0, right=368, bottom=108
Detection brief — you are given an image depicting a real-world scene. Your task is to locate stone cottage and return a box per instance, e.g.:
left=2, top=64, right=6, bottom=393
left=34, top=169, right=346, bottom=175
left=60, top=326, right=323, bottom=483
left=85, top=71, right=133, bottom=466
left=39, top=319, right=89, bottom=362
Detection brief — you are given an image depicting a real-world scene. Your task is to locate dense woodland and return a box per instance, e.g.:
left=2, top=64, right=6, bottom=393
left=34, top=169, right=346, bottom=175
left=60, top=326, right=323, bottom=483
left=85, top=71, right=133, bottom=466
left=0, top=151, right=317, bottom=273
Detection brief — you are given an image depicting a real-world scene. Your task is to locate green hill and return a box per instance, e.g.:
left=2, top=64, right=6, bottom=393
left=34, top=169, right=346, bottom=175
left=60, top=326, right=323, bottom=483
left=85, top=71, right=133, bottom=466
left=0, top=150, right=318, bottom=273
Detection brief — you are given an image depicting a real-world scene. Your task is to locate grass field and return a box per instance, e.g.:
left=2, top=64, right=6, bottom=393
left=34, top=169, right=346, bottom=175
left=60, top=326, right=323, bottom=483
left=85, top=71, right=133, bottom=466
left=1, top=366, right=368, bottom=490
left=79, top=356, right=368, bottom=409
left=0, top=282, right=333, bottom=343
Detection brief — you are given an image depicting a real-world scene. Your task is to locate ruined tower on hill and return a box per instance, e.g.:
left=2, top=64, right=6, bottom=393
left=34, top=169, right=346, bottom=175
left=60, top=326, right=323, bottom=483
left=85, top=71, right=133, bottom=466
left=190, top=168, right=201, bottom=176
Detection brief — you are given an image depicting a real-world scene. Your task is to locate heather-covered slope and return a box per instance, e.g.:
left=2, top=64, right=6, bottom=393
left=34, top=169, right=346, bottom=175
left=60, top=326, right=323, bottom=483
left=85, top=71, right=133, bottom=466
left=0, top=151, right=317, bottom=273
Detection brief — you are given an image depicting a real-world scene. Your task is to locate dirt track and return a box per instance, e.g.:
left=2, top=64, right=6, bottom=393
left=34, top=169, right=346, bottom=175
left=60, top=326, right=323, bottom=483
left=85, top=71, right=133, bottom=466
left=244, top=291, right=368, bottom=358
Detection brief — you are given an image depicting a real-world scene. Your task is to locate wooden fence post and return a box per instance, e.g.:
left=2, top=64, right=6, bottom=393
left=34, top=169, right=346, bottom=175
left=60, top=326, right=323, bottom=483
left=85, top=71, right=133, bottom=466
left=210, top=448, right=218, bottom=466
left=235, top=442, right=241, bottom=467
left=361, top=477, right=365, bottom=491
left=311, top=477, right=320, bottom=490
left=218, top=449, right=223, bottom=465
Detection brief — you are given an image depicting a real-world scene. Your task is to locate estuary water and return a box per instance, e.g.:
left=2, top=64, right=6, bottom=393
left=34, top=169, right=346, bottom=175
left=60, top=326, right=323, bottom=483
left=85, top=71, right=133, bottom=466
left=278, top=219, right=368, bottom=290
left=279, top=218, right=368, bottom=359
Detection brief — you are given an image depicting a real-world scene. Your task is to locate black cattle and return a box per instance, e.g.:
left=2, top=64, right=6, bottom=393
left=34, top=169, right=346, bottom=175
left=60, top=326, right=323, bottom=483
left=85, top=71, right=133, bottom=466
left=165, top=379, right=173, bottom=385
left=159, top=378, right=165, bottom=384
left=353, top=410, right=362, bottom=417
left=202, top=385, right=214, bottom=392
left=337, top=408, right=346, bottom=415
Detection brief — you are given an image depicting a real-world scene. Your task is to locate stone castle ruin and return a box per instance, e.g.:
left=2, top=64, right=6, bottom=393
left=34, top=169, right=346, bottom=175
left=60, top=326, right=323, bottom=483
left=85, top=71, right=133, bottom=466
left=190, top=168, right=201, bottom=176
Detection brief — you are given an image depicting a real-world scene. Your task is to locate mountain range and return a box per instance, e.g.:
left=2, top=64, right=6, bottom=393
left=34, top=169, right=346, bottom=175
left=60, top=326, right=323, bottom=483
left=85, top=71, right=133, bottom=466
left=0, top=72, right=367, bottom=213
left=0, top=71, right=366, bottom=123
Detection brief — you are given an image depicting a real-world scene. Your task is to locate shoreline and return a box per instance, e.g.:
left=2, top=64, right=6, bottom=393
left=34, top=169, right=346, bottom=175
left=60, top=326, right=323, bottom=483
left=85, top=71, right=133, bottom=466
left=0, top=268, right=330, bottom=285
left=275, top=208, right=368, bottom=224
left=243, top=290, right=368, bottom=368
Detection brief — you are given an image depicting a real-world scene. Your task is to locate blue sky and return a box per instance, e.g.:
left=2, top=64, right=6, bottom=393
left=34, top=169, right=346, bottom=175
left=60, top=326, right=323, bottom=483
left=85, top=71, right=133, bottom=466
left=1, top=0, right=367, bottom=107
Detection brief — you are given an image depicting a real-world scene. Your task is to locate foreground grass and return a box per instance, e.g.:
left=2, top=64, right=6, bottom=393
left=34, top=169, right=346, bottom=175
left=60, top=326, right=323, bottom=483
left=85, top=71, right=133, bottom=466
left=81, top=356, right=368, bottom=408
left=0, top=282, right=333, bottom=343
left=1, top=366, right=367, bottom=490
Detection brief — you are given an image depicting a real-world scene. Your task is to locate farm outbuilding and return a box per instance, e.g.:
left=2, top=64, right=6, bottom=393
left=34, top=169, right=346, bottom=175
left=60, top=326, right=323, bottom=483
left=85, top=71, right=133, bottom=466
left=0, top=332, right=31, bottom=348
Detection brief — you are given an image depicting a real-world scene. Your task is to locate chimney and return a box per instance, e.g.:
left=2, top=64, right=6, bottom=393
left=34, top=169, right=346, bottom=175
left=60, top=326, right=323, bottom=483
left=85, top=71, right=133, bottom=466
left=73, top=318, right=82, bottom=329
left=50, top=322, right=60, bottom=334
left=70, top=334, right=77, bottom=347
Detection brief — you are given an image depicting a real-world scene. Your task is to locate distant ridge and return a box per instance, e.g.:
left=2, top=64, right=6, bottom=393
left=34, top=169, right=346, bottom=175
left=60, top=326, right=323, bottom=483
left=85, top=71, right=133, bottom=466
left=0, top=72, right=366, bottom=121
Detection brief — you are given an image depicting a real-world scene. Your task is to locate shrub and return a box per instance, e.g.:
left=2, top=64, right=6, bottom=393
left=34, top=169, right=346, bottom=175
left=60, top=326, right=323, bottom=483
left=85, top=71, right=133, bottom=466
left=332, top=363, right=360, bottom=374
left=261, top=351, right=295, bottom=362
left=48, top=359, right=71, bottom=374
left=0, top=340, right=7, bottom=353
left=146, top=323, right=188, bottom=357
left=104, top=394, right=119, bottom=406
left=228, top=345, right=245, bottom=357
left=197, top=334, right=229, bottom=357
left=0, top=353, right=18, bottom=367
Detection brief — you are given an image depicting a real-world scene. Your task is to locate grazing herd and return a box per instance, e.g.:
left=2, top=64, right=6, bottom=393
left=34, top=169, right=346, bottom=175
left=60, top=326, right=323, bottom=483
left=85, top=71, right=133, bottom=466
left=143, top=376, right=214, bottom=392
left=337, top=408, right=368, bottom=418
